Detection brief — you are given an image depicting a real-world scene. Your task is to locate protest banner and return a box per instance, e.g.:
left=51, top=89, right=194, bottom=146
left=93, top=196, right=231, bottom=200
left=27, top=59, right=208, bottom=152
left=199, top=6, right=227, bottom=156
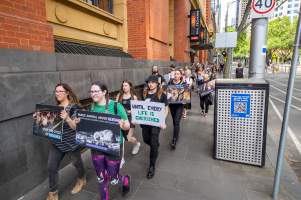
left=76, top=111, right=121, bottom=157
left=131, top=100, right=165, bottom=127
left=166, top=84, right=191, bottom=104
left=33, top=104, right=64, bottom=142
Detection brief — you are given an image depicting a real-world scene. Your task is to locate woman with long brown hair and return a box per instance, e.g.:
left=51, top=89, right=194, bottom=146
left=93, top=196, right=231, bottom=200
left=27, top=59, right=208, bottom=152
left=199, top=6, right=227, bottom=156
left=167, top=69, right=185, bottom=149
left=116, top=80, right=141, bottom=155
left=46, top=83, right=86, bottom=200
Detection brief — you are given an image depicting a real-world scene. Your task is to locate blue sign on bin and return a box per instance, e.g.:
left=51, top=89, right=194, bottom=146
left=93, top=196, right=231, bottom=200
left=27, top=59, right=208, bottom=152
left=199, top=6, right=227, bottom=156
left=231, top=93, right=251, bottom=118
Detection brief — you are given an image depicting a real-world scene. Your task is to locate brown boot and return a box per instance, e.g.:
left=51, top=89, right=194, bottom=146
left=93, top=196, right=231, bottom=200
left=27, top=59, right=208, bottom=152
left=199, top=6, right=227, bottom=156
left=70, top=177, right=86, bottom=194
left=46, top=191, right=58, bottom=200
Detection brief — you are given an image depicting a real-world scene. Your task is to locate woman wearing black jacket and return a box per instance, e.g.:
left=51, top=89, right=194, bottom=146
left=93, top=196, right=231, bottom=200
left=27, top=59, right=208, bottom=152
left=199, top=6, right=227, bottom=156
left=141, top=75, right=168, bottom=179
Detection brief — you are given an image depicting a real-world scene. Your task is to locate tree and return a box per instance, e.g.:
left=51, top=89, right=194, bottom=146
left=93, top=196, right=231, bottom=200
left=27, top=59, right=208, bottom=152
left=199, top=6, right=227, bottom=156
left=267, top=16, right=297, bottom=62
left=227, top=26, right=250, bottom=58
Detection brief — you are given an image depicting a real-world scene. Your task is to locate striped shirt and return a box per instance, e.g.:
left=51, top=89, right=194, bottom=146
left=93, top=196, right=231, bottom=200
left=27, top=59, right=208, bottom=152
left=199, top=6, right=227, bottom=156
left=54, top=104, right=79, bottom=152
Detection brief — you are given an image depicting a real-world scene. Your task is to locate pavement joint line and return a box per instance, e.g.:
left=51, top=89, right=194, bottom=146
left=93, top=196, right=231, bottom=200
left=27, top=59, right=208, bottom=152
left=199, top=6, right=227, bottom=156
left=270, top=84, right=301, bottom=102
left=267, top=78, right=301, bottom=93
left=269, top=98, right=301, bottom=155
left=130, top=180, right=143, bottom=200
left=269, top=95, right=301, bottom=111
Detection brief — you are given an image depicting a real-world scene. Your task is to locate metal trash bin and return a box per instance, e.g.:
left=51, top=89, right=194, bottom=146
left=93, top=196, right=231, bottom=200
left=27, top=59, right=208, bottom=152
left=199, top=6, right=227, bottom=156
left=213, top=79, right=269, bottom=167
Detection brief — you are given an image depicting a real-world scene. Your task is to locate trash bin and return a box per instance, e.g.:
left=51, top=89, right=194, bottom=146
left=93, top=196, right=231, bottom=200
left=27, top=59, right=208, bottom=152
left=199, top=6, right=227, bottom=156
left=213, top=79, right=269, bottom=167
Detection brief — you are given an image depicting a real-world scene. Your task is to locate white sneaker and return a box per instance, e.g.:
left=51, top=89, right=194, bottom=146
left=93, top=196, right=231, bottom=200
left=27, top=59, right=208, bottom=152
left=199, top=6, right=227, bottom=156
left=131, top=142, right=141, bottom=155
left=110, top=178, right=119, bottom=185
left=120, top=157, right=125, bottom=169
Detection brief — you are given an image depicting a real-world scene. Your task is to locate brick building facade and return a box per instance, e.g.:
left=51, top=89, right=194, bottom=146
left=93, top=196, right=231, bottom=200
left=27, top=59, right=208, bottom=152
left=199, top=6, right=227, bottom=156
left=0, top=0, right=54, bottom=52
left=128, top=0, right=212, bottom=64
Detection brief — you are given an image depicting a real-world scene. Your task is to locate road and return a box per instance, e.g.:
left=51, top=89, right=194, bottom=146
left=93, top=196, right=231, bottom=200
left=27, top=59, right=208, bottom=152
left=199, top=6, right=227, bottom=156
left=266, top=73, right=301, bottom=181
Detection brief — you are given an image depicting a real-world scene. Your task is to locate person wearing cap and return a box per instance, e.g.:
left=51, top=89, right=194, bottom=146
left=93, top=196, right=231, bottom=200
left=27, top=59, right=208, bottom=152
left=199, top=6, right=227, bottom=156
left=141, top=75, right=168, bottom=179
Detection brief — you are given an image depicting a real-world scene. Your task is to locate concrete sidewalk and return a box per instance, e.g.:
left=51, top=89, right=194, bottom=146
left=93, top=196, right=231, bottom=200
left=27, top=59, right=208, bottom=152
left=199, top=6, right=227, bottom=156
left=22, top=93, right=301, bottom=200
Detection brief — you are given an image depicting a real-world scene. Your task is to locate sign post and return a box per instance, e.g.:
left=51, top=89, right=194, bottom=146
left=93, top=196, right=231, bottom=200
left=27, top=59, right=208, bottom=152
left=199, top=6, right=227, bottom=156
left=249, top=0, right=276, bottom=78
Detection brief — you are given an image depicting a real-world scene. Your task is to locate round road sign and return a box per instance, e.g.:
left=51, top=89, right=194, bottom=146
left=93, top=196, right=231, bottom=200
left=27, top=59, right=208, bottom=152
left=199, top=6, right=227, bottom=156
left=252, top=0, right=276, bottom=15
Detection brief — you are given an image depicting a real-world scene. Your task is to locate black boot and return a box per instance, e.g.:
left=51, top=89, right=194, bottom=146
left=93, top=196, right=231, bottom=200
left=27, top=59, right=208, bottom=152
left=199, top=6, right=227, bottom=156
left=170, top=138, right=177, bottom=150
left=147, top=165, right=155, bottom=179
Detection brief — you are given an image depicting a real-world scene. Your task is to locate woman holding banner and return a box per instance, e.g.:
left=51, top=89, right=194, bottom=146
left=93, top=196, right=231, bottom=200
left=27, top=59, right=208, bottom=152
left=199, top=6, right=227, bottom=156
left=46, top=83, right=86, bottom=200
left=116, top=80, right=141, bottom=155
left=167, top=69, right=185, bottom=150
left=88, top=82, right=131, bottom=200
left=142, top=75, right=168, bottom=179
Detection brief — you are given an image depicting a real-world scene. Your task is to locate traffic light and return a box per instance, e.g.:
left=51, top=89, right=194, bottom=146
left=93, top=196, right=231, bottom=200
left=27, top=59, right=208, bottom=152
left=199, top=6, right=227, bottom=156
left=222, top=51, right=227, bottom=57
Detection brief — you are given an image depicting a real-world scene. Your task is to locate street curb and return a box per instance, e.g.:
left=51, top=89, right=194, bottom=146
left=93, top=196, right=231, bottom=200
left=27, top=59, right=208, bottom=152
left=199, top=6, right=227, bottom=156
left=266, top=129, right=301, bottom=200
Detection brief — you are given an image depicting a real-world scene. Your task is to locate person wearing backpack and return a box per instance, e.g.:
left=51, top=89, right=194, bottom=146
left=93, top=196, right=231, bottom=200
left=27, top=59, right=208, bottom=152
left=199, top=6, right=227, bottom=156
left=236, top=63, right=244, bottom=78
left=88, top=82, right=131, bottom=200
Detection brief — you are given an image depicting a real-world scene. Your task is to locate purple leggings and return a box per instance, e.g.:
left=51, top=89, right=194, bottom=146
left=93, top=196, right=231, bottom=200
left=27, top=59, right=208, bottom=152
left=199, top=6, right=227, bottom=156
left=92, top=154, right=129, bottom=200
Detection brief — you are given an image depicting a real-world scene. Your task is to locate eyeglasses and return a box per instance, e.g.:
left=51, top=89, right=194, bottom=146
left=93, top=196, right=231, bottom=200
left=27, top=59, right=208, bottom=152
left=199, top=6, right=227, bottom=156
left=89, top=90, right=102, bottom=94
left=54, top=90, right=66, bottom=94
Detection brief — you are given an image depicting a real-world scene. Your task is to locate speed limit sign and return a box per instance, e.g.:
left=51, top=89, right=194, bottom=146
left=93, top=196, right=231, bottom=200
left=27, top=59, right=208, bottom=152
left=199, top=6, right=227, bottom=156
left=251, top=0, right=276, bottom=19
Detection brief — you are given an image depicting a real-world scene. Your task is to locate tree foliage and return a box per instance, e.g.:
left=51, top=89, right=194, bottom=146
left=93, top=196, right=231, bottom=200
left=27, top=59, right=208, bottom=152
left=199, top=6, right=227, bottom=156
left=267, top=16, right=297, bottom=62
left=227, top=26, right=250, bottom=58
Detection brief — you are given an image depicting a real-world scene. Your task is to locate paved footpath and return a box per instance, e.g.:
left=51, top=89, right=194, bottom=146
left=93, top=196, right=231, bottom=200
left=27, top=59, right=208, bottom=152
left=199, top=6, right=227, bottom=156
left=23, top=92, right=301, bottom=200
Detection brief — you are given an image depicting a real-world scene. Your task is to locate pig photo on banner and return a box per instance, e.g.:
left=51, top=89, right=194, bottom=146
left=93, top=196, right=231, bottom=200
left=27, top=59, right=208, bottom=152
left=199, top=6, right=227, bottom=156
left=33, top=104, right=64, bottom=142
left=76, top=111, right=121, bottom=157
left=131, top=100, right=165, bottom=127
left=166, top=84, right=191, bottom=104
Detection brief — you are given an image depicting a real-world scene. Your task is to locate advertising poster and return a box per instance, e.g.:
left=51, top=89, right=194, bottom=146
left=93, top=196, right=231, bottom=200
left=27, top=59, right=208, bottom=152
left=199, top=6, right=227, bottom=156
left=190, top=9, right=201, bottom=41
left=231, top=93, right=251, bottom=118
left=76, top=111, right=121, bottom=157
left=131, top=100, right=165, bottom=127
left=33, top=104, right=64, bottom=142
left=166, top=84, right=191, bottom=104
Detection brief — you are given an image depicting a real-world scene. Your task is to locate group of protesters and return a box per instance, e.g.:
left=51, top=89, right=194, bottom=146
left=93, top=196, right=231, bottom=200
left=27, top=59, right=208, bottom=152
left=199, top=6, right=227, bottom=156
left=41, top=63, right=217, bottom=200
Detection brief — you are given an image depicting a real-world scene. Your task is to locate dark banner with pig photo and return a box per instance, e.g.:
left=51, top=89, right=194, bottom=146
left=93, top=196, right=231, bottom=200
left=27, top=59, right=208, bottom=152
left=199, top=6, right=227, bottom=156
left=166, top=84, right=191, bottom=104
left=33, top=104, right=64, bottom=142
left=131, top=100, right=165, bottom=127
left=76, top=111, right=121, bottom=157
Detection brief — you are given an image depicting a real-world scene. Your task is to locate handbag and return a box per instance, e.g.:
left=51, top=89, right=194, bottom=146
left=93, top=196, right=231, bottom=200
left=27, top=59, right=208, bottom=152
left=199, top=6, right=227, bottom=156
left=200, top=90, right=212, bottom=97
left=208, top=93, right=213, bottom=105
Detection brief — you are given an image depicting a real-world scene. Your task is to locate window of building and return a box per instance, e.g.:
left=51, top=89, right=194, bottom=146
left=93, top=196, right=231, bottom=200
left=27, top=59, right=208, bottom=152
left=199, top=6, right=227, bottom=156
left=288, top=10, right=292, bottom=14
left=294, top=9, right=299, bottom=14
left=279, top=12, right=282, bottom=16
left=294, top=3, right=299, bottom=7
left=288, top=4, right=292, bottom=8
left=82, top=0, right=113, bottom=14
left=275, top=13, right=278, bottom=17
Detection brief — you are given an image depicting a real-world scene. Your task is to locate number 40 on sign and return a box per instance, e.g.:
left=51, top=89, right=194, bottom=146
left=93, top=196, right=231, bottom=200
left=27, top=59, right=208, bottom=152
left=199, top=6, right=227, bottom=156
left=251, top=0, right=276, bottom=19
